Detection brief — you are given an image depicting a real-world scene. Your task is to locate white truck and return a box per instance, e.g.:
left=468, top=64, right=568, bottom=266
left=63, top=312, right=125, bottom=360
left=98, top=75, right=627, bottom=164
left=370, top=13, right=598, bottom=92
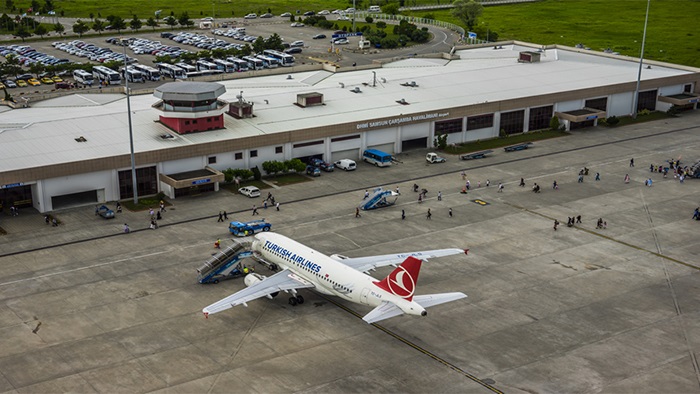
left=358, top=39, right=372, bottom=50
left=426, top=152, right=446, bottom=163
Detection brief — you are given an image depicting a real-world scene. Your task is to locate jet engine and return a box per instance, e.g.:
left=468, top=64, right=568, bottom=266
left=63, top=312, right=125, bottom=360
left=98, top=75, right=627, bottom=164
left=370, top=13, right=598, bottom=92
left=244, top=273, right=279, bottom=298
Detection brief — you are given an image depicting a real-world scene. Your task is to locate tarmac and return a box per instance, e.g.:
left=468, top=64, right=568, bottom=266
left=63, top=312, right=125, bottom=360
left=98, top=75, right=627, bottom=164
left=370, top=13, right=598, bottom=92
left=1, top=111, right=700, bottom=393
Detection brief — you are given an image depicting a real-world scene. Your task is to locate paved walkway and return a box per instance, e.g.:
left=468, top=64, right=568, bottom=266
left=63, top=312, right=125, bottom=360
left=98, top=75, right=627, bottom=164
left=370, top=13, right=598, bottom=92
left=1, top=110, right=699, bottom=256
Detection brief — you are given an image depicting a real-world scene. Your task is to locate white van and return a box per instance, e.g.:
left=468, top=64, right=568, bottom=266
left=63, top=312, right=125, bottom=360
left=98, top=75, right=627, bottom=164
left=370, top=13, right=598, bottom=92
left=368, top=5, right=381, bottom=12
left=334, top=159, right=357, bottom=171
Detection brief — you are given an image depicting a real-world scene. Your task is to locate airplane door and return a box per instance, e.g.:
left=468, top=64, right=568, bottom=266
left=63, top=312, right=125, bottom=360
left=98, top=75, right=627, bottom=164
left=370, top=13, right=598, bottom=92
left=360, top=288, right=370, bottom=305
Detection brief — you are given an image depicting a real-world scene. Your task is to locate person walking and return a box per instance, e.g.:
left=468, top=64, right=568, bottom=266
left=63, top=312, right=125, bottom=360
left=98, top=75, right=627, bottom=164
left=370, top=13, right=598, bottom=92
left=418, top=194, right=423, bottom=203
left=395, top=186, right=400, bottom=195
left=223, top=211, right=228, bottom=220
left=217, top=211, right=224, bottom=222
left=116, top=201, right=122, bottom=213
left=355, top=207, right=361, bottom=218
left=426, top=208, right=432, bottom=220
left=252, top=205, right=259, bottom=215
left=123, top=223, right=130, bottom=233
left=401, top=209, right=405, bottom=220
left=497, top=183, right=503, bottom=192
left=630, top=158, right=634, bottom=167
left=553, top=180, right=558, bottom=190
left=160, top=200, right=166, bottom=212
left=554, top=219, right=559, bottom=231
left=624, top=174, right=630, bottom=183
left=576, top=215, right=582, bottom=224
left=363, top=190, right=369, bottom=200
left=486, top=179, right=490, bottom=187
left=214, top=239, right=221, bottom=249
left=519, top=178, right=525, bottom=187
left=595, top=172, right=600, bottom=181
left=437, top=191, right=442, bottom=201
left=448, top=208, right=453, bottom=218
left=276, top=202, right=280, bottom=211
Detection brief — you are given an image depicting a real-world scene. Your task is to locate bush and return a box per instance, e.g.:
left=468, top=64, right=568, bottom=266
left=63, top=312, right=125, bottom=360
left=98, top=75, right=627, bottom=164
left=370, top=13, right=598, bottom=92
left=667, top=105, right=681, bottom=116
left=637, top=108, right=652, bottom=116
left=605, top=116, right=619, bottom=126
left=262, top=160, right=285, bottom=175
left=285, top=158, right=306, bottom=173
left=252, top=166, right=262, bottom=181
left=223, top=168, right=254, bottom=183
left=376, top=21, right=386, bottom=29
left=433, top=133, right=448, bottom=149
left=365, top=16, right=374, bottom=23
left=549, top=116, right=560, bottom=130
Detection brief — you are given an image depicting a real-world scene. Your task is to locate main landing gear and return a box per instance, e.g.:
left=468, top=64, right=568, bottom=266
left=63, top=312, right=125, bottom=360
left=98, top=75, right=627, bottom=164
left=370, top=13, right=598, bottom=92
left=288, top=295, right=304, bottom=306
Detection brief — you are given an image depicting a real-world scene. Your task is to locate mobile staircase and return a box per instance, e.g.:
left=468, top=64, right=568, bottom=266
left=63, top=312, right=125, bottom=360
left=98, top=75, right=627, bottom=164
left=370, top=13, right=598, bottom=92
left=359, top=187, right=399, bottom=210
left=197, top=239, right=253, bottom=284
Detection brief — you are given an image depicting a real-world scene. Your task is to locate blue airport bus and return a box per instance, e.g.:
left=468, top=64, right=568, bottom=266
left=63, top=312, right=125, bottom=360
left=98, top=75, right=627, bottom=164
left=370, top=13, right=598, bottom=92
left=362, top=149, right=393, bottom=167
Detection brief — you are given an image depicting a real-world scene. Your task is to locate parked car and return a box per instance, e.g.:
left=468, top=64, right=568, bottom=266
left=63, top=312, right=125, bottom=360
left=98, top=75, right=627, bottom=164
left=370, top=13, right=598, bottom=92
left=312, top=34, right=326, bottom=39
left=52, top=76, right=63, bottom=83
left=260, top=13, right=273, bottom=18
left=334, top=159, right=357, bottom=171
left=290, top=40, right=304, bottom=48
left=310, top=158, right=334, bottom=172
left=244, top=13, right=257, bottom=19
left=303, top=11, right=315, bottom=16
left=27, top=78, right=41, bottom=86
left=285, top=47, right=302, bottom=54
left=40, top=77, right=54, bottom=84
left=238, top=186, right=261, bottom=198
left=280, top=12, right=291, bottom=17
left=306, top=165, right=321, bottom=177
left=332, top=38, right=349, bottom=45
left=55, top=82, right=74, bottom=89
left=3, top=80, right=17, bottom=88
left=16, top=79, right=27, bottom=87
left=95, top=205, right=115, bottom=219
left=290, top=22, right=304, bottom=27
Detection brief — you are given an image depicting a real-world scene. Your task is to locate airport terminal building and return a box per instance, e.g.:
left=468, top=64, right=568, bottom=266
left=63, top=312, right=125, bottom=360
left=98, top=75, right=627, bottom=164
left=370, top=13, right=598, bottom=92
left=1, top=42, right=699, bottom=213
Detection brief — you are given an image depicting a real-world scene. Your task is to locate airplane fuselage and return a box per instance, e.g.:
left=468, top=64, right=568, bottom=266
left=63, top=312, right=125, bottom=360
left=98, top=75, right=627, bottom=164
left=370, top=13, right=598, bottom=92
left=252, top=233, right=426, bottom=317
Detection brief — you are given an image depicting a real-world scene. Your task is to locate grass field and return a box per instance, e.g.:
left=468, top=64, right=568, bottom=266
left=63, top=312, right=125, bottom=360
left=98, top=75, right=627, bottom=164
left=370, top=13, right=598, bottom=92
left=405, top=0, right=700, bottom=67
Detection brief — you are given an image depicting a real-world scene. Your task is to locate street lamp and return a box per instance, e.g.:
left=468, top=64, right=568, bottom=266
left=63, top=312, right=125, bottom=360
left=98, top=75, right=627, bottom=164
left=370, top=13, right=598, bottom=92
left=631, top=0, right=651, bottom=119
left=121, top=38, right=139, bottom=204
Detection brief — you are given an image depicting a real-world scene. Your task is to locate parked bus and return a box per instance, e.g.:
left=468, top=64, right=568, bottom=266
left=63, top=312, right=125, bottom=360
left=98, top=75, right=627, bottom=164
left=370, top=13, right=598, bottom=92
left=157, top=63, right=187, bottom=79
left=362, top=149, right=393, bottom=167
left=241, top=56, right=264, bottom=70
left=122, top=67, right=145, bottom=83
left=72, top=69, right=94, bottom=86
left=255, top=55, right=279, bottom=69
left=131, top=64, right=161, bottom=81
left=212, top=58, right=236, bottom=73
left=175, top=62, right=196, bottom=73
left=262, top=49, right=295, bottom=67
left=196, top=59, right=219, bottom=72
left=92, top=65, right=121, bottom=85
left=226, top=57, right=249, bottom=72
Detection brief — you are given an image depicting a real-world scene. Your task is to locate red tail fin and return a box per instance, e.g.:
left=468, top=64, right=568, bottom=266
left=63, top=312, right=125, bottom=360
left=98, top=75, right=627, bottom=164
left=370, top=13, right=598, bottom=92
left=374, top=256, right=422, bottom=301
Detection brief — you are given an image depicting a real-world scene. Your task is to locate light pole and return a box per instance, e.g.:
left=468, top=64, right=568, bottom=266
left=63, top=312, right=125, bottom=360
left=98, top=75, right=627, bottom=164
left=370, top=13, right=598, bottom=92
left=352, top=0, right=356, bottom=32
left=631, top=0, right=651, bottom=119
left=121, top=39, right=139, bottom=204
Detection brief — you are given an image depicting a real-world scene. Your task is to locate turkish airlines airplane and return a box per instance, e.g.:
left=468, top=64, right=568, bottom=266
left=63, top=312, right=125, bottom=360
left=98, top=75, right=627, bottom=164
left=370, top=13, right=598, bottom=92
left=203, top=232, right=468, bottom=324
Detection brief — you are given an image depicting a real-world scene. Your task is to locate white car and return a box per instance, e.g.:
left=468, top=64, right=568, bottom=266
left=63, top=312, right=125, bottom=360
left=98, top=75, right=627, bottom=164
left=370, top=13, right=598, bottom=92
left=318, top=10, right=330, bottom=15
left=332, top=38, right=349, bottom=45
left=244, top=13, right=257, bottom=19
left=289, top=40, right=304, bottom=47
left=280, top=12, right=292, bottom=17
left=334, top=159, right=356, bottom=171
left=238, top=186, right=261, bottom=198
left=290, top=22, right=304, bottom=27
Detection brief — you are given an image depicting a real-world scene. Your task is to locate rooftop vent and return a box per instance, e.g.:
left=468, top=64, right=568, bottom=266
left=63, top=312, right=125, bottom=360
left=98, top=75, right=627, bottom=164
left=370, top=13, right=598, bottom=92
left=339, top=82, right=345, bottom=88
left=74, top=136, right=87, bottom=142
left=350, top=87, right=362, bottom=93
left=227, top=91, right=254, bottom=119
left=296, top=92, right=324, bottom=108
left=400, top=81, right=418, bottom=87
left=396, top=98, right=409, bottom=105
left=518, top=51, right=541, bottom=63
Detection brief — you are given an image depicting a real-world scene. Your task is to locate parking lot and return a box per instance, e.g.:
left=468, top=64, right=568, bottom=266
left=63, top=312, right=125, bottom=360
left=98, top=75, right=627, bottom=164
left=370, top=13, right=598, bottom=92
left=1, top=112, right=699, bottom=393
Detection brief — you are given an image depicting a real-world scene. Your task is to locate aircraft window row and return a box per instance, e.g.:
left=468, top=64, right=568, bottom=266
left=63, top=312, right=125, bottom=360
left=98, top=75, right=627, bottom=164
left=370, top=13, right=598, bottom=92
left=268, top=249, right=350, bottom=292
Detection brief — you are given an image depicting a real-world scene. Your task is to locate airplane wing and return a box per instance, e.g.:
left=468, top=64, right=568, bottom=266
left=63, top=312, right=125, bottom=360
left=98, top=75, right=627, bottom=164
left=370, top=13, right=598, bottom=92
left=202, top=269, right=314, bottom=316
left=362, top=292, right=468, bottom=324
left=334, top=248, right=467, bottom=273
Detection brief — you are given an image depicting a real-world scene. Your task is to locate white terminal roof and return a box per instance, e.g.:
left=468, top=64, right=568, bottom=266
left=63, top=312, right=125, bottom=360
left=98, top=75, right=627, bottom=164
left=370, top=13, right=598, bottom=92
left=0, top=43, right=695, bottom=174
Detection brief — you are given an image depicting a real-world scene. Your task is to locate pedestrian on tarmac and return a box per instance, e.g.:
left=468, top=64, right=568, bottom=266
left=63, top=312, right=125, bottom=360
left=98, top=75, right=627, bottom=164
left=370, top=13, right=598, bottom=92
left=595, top=172, right=600, bottom=181
left=624, top=174, right=630, bottom=183
left=276, top=202, right=280, bottom=211
left=449, top=208, right=453, bottom=218
left=519, top=178, right=525, bottom=187
left=223, top=211, right=228, bottom=220
left=554, top=220, right=559, bottom=231
left=401, top=209, right=405, bottom=220
left=252, top=205, right=259, bottom=215
left=438, top=191, right=442, bottom=201
left=364, top=190, right=369, bottom=199
left=217, top=211, right=224, bottom=222
left=630, top=158, right=635, bottom=167
left=426, top=208, right=432, bottom=220
left=355, top=207, right=361, bottom=218
left=497, top=183, right=503, bottom=192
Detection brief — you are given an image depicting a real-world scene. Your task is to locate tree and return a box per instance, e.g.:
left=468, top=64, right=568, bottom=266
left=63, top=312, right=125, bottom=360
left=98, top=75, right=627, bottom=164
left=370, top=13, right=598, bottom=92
left=52, top=21, right=63, bottom=35
left=365, top=16, right=373, bottom=23
left=549, top=116, right=560, bottom=131
left=28, top=61, right=44, bottom=78
left=163, top=15, right=177, bottom=27
left=89, top=12, right=94, bottom=20
left=145, top=16, right=157, bottom=31
left=383, top=2, right=400, bottom=15
left=129, top=15, right=142, bottom=31
left=92, top=19, right=104, bottom=34
left=284, top=159, right=306, bottom=173
left=1, top=54, right=23, bottom=78
left=177, top=12, right=191, bottom=27
left=33, top=23, right=47, bottom=38
left=72, top=19, right=89, bottom=37
left=15, top=25, right=31, bottom=41
left=5, top=0, right=13, bottom=12
left=264, top=33, right=284, bottom=51
left=110, top=15, right=126, bottom=33
left=451, top=0, right=483, bottom=30
left=252, top=36, right=265, bottom=53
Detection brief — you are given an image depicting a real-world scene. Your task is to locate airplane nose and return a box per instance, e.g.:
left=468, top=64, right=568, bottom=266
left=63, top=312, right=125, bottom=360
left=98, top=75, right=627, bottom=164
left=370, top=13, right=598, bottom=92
left=421, top=310, right=427, bottom=317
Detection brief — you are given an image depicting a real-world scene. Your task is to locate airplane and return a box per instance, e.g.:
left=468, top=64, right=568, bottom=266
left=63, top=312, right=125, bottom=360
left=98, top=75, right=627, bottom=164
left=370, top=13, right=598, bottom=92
left=202, top=232, right=468, bottom=324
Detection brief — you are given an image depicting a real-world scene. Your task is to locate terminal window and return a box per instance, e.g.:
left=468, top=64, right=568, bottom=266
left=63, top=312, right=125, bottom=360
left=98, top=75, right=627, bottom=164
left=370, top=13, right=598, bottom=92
left=585, top=97, right=608, bottom=111
left=435, top=118, right=463, bottom=134
left=275, top=146, right=283, bottom=154
left=467, top=114, right=494, bottom=130
left=235, top=152, right=243, bottom=160
left=250, top=150, right=258, bottom=157
left=500, top=110, right=525, bottom=135
left=208, top=156, right=216, bottom=164
left=528, top=105, right=553, bottom=131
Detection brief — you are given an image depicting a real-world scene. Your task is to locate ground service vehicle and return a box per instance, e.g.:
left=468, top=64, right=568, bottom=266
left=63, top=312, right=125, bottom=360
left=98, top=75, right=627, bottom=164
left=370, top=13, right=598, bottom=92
left=262, top=50, right=295, bottom=67
left=310, top=158, right=334, bottom=172
left=132, top=64, right=161, bottom=81
left=229, top=219, right=272, bottom=236
left=363, top=149, right=392, bottom=167
left=426, top=152, right=446, bottom=163
left=157, top=63, right=187, bottom=79
left=335, top=159, right=356, bottom=171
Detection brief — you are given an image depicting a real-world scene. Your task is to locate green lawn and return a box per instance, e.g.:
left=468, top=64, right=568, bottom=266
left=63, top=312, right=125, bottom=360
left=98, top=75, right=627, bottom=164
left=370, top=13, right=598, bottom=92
left=404, top=0, right=700, bottom=68
left=444, top=130, right=568, bottom=155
